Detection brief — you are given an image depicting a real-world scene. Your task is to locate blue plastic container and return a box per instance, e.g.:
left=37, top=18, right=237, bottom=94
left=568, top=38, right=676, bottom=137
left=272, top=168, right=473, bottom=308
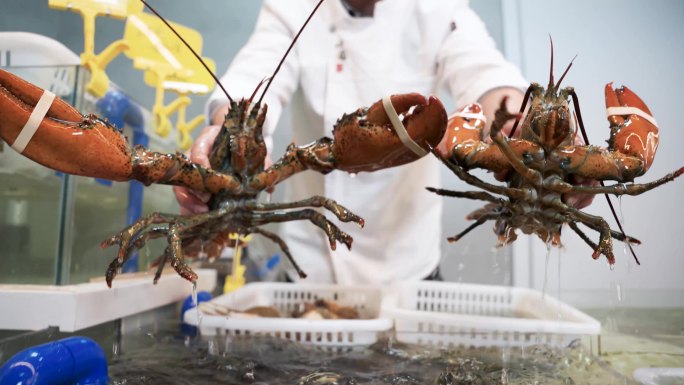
left=0, top=336, right=108, bottom=385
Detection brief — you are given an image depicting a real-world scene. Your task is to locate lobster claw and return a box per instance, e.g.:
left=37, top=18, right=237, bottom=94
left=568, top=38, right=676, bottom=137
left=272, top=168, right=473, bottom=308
left=435, top=103, right=485, bottom=159
left=0, top=68, right=135, bottom=179
left=605, top=83, right=659, bottom=172
left=331, top=93, right=447, bottom=173
left=0, top=68, right=240, bottom=193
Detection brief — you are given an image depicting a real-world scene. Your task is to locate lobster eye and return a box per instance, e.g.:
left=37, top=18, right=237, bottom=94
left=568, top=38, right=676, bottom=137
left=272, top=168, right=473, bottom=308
left=522, top=152, right=534, bottom=165
left=559, top=157, right=571, bottom=170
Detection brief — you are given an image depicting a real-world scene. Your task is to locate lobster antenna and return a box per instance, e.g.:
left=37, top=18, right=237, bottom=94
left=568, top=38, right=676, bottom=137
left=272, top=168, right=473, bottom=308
left=508, top=84, right=533, bottom=139
left=556, top=54, right=577, bottom=89
left=139, top=0, right=234, bottom=104
left=569, top=90, right=641, bottom=265
left=257, top=0, right=326, bottom=105
left=548, top=35, right=555, bottom=90
left=249, top=76, right=272, bottom=103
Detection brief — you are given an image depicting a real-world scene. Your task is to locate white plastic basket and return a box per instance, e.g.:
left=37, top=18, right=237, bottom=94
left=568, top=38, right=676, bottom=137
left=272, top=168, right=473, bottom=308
left=183, top=282, right=392, bottom=348
left=381, top=281, right=600, bottom=348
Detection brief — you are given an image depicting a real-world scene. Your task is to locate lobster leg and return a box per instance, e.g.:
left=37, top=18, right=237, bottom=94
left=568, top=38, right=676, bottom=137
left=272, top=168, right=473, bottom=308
left=433, top=149, right=533, bottom=201
left=550, top=199, right=639, bottom=264
left=577, top=218, right=640, bottom=245
left=101, top=213, right=181, bottom=262
left=247, top=196, right=364, bottom=227
left=567, top=221, right=639, bottom=263
left=166, top=223, right=197, bottom=285
left=252, top=210, right=353, bottom=251
left=248, top=227, right=306, bottom=278
left=567, top=207, right=617, bottom=264
left=0, top=69, right=240, bottom=193
left=543, top=168, right=684, bottom=196
left=447, top=213, right=500, bottom=243
left=568, top=222, right=599, bottom=252
left=102, top=206, right=239, bottom=286
left=104, top=226, right=170, bottom=284
left=152, top=248, right=172, bottom=284
left=488, top=97, right=543, bottom=185
left=425, top=188, right=503, bottom=205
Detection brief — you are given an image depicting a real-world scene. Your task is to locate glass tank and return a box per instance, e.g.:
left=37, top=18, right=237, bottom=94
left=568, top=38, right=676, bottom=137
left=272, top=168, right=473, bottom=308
left=0, top=65, right=179, bottom=285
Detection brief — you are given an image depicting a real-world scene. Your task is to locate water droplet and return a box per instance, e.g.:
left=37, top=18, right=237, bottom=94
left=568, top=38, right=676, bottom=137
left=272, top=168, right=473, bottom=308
left=208, top=339, right=219, bottom=356
left=349, top=173, right=357, bottom=179
left=616, top=283, right=623, bottom=302
left=458, top=263, right=465, bottom=271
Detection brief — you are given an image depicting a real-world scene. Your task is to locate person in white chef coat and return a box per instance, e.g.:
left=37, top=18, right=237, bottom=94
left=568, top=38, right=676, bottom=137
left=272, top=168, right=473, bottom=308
left=175, top=0, right=529, bottom=285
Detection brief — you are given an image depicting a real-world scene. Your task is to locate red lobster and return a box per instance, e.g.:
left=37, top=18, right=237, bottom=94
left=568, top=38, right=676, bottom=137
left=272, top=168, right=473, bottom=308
left=0, top=0, right=447, bottom=286
left=432, top=49, right=683, bottom=266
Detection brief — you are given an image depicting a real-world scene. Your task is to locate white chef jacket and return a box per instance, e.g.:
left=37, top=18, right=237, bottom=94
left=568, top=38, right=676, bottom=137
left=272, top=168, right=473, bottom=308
left=207, top=0, right=527, bottom=285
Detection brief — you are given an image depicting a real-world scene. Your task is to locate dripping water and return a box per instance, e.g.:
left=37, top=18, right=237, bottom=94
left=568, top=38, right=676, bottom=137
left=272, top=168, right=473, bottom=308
left=616, top=283, right=623, bottom=303
left=542, top=241, right=552, bottom=301
left=500, top=345, right=510, bottom=385
left=207, top=338, right=219, bottom=356
left=556, top=247, right=563, bottom=322
left=617, top=196, right=634, bottom=272
left=193, top=281, right=202, bottom=340
left=538, top=241, right=552, bottom=345
left=112, top=318, right=123, bottom=357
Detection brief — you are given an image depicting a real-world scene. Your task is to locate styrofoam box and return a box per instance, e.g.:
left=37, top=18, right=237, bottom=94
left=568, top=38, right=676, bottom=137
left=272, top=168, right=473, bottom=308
left=381, top=281, right=601, bottom=348
left=183, top=282, right=393, bottom=348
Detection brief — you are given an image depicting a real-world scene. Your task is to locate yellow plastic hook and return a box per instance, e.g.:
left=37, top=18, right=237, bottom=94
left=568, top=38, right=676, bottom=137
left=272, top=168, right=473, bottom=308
left=124, top=12, right=215, bottom=148
left=48, top=0, right=144, bottom=97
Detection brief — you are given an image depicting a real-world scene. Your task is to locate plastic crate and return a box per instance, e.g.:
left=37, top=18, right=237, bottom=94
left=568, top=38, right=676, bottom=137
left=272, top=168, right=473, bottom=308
left=381, top=281, right=600, bottom=348
left=633, top=368, right=684, bottom=385
left=183, top=282, right=392, bottom=348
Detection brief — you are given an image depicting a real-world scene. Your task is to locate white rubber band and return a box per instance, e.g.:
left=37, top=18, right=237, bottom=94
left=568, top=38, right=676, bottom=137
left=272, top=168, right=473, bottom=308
left=606, top=106, right=658, bottom=128
left=449, top=111, right=487, bottom=123
left=382, top=96, right=428, bottom=157
left=11, top=90, right=56, bottom=154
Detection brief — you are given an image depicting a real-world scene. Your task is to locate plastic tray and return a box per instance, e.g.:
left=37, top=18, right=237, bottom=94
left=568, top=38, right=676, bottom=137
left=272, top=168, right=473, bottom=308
left=381, top=281, right=601, bottom=348
left=183, top=282, right=392, bottom=348
left=633, top=368, right=684, bottom=385
left=0, top=269, right=216, bottom=332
